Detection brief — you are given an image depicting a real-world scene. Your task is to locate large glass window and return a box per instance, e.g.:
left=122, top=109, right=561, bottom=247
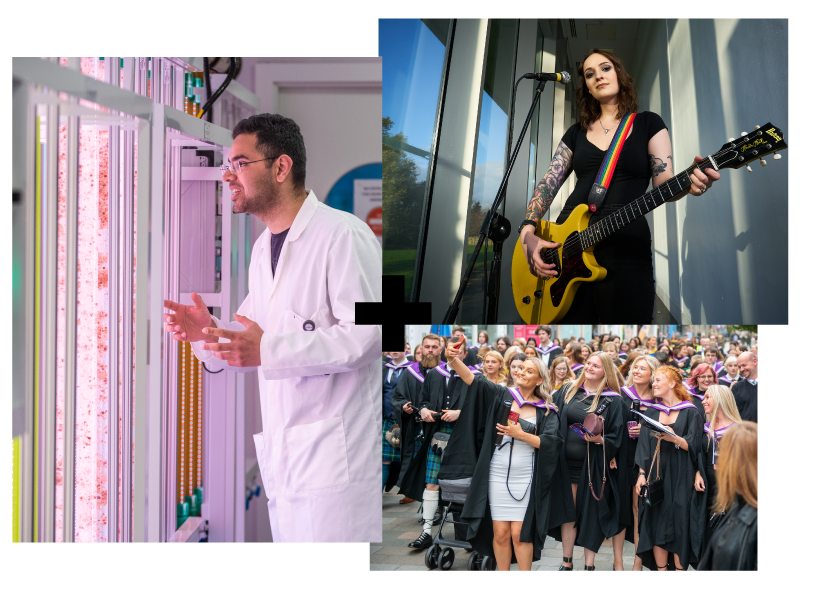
left=461, top=19, right=519, bottom=321
left=380, top=19, right=450, bottom=301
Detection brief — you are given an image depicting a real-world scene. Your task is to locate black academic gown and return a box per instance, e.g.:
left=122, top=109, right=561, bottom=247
left=390, top=363, right=429, bottom=495
left=690, top=423, right=736, bottom=564
left=618, top=386, right=655, bottom=544
left=634, top=405, right=704, bottom=570
left=731, top=379, right=757, bottom=423
left=688, top=387, right=707, bottom=421
left=438, top=376, right=562, bottom=563
left=566, top=390, right=627, bottom=552
left=398, top=366, right=469, bottom=503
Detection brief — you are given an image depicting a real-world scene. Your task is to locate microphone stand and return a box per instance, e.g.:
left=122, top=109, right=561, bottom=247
left=443, top=78, right=547, bottom=323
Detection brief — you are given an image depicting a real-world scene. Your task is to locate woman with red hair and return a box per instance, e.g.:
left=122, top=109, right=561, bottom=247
left=686, top=363, right=716, bottom=420
left=634, top=366, right=704, bottom=571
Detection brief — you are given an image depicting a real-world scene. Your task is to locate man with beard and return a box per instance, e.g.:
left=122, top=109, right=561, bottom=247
left=535, top=325, right=562, bottom=367
left=383, top=351, right=413, bottom=493
left=403, top=336, right=475, bottom=550
left=731, top=352, right=758, bottom=423
left=390, top=335, right=443, bottom=504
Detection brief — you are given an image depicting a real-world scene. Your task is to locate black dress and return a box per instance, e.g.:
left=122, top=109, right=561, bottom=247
left=634, top=404, right=704, bottom=570
left=437, top=376, right=563, bottom=563
left=558, top=111, right=668, bottom=323
left=551, top=384, right=626, bottom=552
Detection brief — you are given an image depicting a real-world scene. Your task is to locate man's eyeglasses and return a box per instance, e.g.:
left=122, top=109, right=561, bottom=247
left=219, top=157, right=277, bottom=175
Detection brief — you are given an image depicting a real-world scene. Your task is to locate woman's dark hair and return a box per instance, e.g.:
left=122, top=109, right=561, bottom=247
left=232, top=114, right=307, bottom=187
left=576, top=48, right=639, bottom=131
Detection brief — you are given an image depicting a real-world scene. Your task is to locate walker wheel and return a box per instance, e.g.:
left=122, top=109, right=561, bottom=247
left=424, top=545, right=441, bottom=570
left=467, top=551, right=481, bottom=570
left=480, top=555, right=496, bottom=571
left=439, top=547, right=455, bottom=570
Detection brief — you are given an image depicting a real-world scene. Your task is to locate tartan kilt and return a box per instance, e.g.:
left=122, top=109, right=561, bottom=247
left=382, top=416, right=401, bottom=463
left=425, top=422, right=454, bottom=484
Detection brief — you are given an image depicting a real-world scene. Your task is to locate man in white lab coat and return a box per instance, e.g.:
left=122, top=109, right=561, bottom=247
left=163, top=114, right=382, bottom=542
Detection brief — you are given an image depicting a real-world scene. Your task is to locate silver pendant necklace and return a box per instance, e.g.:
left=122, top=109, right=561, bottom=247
left=599, top=118, right=614, bottom=136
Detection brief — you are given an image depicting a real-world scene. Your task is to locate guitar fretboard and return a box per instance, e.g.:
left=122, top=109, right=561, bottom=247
left=577, top=161, right=711, bottom=251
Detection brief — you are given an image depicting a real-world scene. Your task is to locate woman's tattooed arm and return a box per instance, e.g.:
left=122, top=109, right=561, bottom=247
left=525, top=141, right=573, bottom=222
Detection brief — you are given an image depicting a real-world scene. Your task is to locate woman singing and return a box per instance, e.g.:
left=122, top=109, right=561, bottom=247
left=634, top=366, right=704, bottom=570
left=691, top=384, right=742, bottom=565
left=518, top=54, right=720, bottom=322
left=550, top=352, right=625, bottom=570
left=439, top=346, right=562, bottom=571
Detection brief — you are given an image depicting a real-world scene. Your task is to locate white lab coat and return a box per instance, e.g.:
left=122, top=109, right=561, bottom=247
left=192, top=191, right=382, bottom=542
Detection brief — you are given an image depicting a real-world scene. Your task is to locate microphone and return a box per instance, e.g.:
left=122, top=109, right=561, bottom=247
left=495, top=399, right=513, bottom=447
left=524, top=71, right=571, bottom=85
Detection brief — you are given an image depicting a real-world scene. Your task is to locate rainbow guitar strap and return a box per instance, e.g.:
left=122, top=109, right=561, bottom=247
left=588, top=112, right=637, bottom=213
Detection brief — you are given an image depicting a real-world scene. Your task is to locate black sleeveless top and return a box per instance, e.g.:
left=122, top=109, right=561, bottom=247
left=558, top=111, right=668, bottom=247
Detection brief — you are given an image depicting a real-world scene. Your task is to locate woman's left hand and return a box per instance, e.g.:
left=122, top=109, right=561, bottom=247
left=688, top=155, right=720, bottom=196
left=497, top=420, right=525, bottom=440
left=656, top=431, right=680, bottom=444
left=583, top=433, right=604, bottom=444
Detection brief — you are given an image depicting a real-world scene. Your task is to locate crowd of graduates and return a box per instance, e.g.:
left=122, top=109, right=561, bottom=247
left=382, top=326, right=758, bottom=571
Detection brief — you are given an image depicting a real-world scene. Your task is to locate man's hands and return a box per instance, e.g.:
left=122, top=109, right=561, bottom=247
left=164, top=293, right=217, bottom=343
left=440, top=409, right=460, bottom=422
left=200, top=313, right=264, bottom=368
left=520, top=225, right=559, bottom=279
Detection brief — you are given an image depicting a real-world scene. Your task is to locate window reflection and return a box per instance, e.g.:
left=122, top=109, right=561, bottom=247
left=461, top=20, right=519, bottom=320
left=380, top=19, right=450, bottom=301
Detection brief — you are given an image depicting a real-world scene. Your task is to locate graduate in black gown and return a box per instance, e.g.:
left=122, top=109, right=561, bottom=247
left=564, top=341, right=586, bottom=376
left=391, top=335, right=442, bottom=497
left=731, top=352, right=758, bottom=423
left=383, top=352, right=413, bottom=492
left=438, top=348, right=562, bottom=570
left=617, top=353, right=660, bottom=570
left=690, top=384, right=742, bottom=566
left=685, top=363, right=714, bottom=420
left=403, top=337, right=476, bottom=550
left=718, top=355, right=741, bottom=388
left=634, top=365, right=704, bottom=570
left=671, top=344, right=690, bottom=372
left=535, top=325, right=563, bottom=367
left=551, top=352, right=626, bottom=571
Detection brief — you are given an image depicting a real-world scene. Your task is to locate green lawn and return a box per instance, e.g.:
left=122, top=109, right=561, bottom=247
left=383, top=245, right=491, bottom=298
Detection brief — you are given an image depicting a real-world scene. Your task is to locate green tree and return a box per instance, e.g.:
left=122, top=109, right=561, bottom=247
left=382, top=117, right=426, bottom=250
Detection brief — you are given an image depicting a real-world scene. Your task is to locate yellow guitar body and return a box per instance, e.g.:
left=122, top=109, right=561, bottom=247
left=511, top=204, right=608, bottom=323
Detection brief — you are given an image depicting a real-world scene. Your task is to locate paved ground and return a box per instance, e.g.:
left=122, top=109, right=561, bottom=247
left=372, top=487, right=661, bottom=571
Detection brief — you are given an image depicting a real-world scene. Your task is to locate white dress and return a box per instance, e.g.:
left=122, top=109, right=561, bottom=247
left=488, top=416, right=537, bottom=522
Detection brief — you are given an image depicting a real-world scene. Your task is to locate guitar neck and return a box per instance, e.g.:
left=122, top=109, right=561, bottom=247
left=579, top=158, right=714, bottom=250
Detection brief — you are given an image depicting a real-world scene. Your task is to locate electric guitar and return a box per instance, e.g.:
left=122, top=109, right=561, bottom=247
left=511, top=122, right=787, bottom=323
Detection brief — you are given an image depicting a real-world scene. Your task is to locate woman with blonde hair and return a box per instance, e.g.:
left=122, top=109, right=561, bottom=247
left=476, top=346, right=492, bottom=366
left=413, top=344, right=424, bottom=363
left=549, top=356, right=575, bottom=394
left=550, top=352, right=625, bottom=570
left=438, top=348, right=562, bottom=571
left=691, top=384, right=743, bottom=563
left=618, top=354, right=660, bottom=570
left=523, top=345, right=541, bottom=360
left=634, top=366, right=704, bottom=571
left=698, top=422, right=757, bottom=570
left=482, top=350, right=508, bottom=385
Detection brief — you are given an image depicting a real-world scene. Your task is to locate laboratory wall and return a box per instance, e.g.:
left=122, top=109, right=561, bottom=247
left=632, top=19, right=788, bottom=324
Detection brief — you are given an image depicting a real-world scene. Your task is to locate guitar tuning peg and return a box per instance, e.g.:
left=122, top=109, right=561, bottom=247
left=741, top=132, right=748, bottom=136
left=746, top=165, right=753, bottom=172
left=728, top=137, right=735, bottom=142
left=760, top=159, right=767, bottom=166
left=773, top=153, right=782, bottom=160
left=754, top=125, right=760, bottom=130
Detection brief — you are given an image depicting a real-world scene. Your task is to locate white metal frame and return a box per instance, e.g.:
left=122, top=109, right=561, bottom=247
left=12, top=57, right=245, bottom=543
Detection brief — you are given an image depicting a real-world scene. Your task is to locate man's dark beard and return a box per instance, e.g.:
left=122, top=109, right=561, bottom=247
left=420, top=353, right=440, bottom=369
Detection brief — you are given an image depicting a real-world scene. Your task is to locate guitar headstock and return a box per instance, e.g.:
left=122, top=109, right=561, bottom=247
left=712, top=123, right=787, bottom=170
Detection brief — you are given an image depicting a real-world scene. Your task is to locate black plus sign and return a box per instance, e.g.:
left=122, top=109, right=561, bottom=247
left=355, top=275, right=431, bottom=351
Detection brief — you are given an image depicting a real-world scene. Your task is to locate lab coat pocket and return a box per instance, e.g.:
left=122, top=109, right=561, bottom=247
left=284, top=416, right=350, bottom=494
left=282, top=309, right=315, bottom=334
